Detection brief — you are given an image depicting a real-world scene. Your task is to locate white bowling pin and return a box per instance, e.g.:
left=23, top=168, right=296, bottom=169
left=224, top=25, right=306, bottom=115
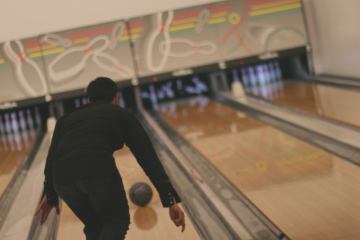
left=268, top=62, right=276, bottom=82
left=248, top=67, right=258, bottom=86
left=110, top=21, right=126, bottom=49
left=149, top=85, right=158, bottom=109
left=263, top=64, right=271, bottom=84
left=10, top=112, right=19, bottom=133
left=48, top=35, right=110, bottom=83
left=275, top=61, right=282, bottom=80
left=119, top=92, right=126, bottom=108
left=146, top=11, right=174, bottom=72
left=3, top=40, right=48, bottom=96
left=82, top=97, right=88, bottom=106
left=231, top=69, right=245, bottom=98
left=241, top=68, right=250, bottom=89
left=75, top=98, right=81, bottom=108
left=13, top=130, right=22, bottom=151
left=41, top=34, right=72, bottom=48
left=256, top=65, right=266, bottom=85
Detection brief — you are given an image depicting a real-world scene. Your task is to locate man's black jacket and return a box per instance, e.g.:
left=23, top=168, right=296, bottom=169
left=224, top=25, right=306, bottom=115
left=44, top=101, right=180, bottom=207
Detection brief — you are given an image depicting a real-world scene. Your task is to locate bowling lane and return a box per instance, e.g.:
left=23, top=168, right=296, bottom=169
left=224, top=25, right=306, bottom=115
left=246, top=81, right=360, bottom=128
left=56, top=148, right=200, bottom=240
left=0, top=130, right=37, bottom=196
left=157, top=97, right=360, bottom=240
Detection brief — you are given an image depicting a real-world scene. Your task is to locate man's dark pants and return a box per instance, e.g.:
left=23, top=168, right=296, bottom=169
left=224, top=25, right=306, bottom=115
left=55, top=172, right=130, bottom=240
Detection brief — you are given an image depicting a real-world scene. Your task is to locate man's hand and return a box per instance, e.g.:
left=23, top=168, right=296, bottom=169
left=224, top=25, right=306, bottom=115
left=169, top=203, right=185, bottom=232
left=35, top=195, right=60, bottom=224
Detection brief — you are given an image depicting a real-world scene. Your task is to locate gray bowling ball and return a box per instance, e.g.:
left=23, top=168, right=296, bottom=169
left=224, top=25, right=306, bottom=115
left=129, top=182, right=153, bottom=207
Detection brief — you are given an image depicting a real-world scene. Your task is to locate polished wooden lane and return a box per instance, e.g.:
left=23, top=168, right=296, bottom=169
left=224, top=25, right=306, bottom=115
left=247, top=81, right=360, bottom=128
left=158, top=97, right=360, bottom=240
left=0, top=130, right=37, bottom=196
left=57, top=148, right=200, bottom=240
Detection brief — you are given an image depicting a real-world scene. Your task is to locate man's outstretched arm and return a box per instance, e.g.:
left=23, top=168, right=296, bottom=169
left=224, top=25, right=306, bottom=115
left=43, top=117, right=64, bottom=206
left=36, top=117, right=64, bottom=224
left=123, top=112, right=181, bottom=207
left=123, top=112, right=185, bottom=231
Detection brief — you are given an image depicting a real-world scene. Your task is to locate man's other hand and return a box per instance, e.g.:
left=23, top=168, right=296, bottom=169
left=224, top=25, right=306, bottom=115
left=169, top=203, right=185, bottom=232
left=35, top=195, right=60, bottom=224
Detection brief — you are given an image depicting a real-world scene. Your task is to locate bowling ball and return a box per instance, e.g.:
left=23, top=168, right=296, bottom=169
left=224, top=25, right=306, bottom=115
left=129, top=182, right=153, bottom=207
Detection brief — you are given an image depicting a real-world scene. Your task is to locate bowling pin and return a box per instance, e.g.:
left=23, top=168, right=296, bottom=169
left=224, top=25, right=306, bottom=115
left=11, top=112, right=19, bottom=133
left=263, top=64, right=271, bottom=85
left=75, top=98, right=81, bottom=108
left=18, top=111, right=27, bottom=132
left=231, top=69, right=245, bottom=98
left=110, top=21, right=126, bottom=49
left=81, top=97, right=87, bottom=106
left=256, top=65, right=266, bottom=86
left=241, top=68, right=250, bottom=89
left=268, top=62, right=276, bottom=83
left=48, top=35, right=110, bottom=83
left=249, top=66, right=258, bottom=86
left=275, top=61, right=282, bottom=80
left=41, top=34, right=72, bottom=48
left=13, top=130, right=22, bottom=151
left=3, top=40, right=48, bottom=97
left=146, top=11, right=174, bottom=72
left=149, top=85, right=158, bottom=110
left=119, top=93, right=126, bottom=108
left=176, top=79, right=183, bottom=92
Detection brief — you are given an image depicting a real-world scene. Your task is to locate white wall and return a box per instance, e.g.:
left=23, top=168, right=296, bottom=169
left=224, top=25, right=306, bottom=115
left=303, top=0, right=360, bottom=78
left=0, top=0, right=222, bottom=42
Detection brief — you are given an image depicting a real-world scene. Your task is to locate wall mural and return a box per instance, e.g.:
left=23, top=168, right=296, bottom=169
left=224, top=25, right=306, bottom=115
left=130, top=0, right=307, bottom=76
left=39, top=20, right=135, bottom=94
left=0, top=0, right=307, bottom=103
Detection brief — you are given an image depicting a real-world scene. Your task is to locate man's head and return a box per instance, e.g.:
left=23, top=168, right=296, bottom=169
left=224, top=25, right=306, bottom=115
left=86, top=77, right=118, bottom=103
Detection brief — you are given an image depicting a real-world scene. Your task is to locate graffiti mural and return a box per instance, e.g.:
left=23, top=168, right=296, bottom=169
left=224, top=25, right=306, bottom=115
left=0, top=0, right=307, bottom=102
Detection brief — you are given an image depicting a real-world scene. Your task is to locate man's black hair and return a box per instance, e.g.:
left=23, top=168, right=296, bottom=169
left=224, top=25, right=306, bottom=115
left=86, top=77, right=118, bottom=102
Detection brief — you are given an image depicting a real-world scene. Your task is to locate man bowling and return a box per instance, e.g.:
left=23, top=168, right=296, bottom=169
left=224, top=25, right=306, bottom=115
left=36, top=77, right=185, bottom=240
